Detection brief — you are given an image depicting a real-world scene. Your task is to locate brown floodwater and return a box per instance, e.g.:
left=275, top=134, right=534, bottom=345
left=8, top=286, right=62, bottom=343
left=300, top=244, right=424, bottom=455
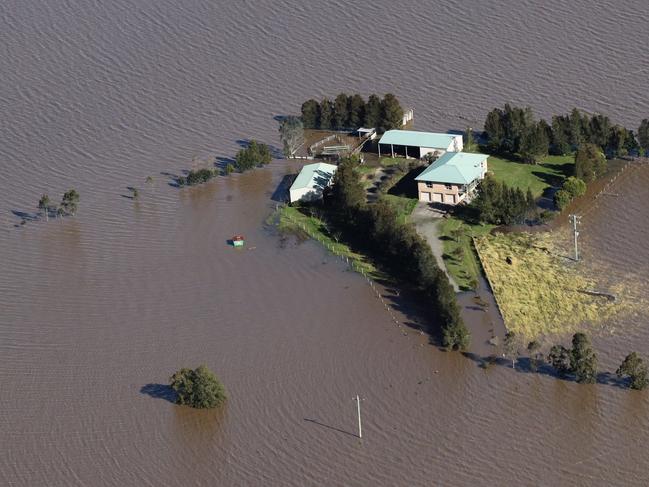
left=1, top=1, right=649, bottom=485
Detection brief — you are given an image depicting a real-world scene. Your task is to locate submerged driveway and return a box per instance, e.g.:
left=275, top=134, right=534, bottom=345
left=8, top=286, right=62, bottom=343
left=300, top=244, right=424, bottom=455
left=410, top=202, right=460, bottom=292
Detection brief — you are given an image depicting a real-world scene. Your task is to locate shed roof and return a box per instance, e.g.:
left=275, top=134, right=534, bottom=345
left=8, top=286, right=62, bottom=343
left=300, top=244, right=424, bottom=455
left=378, top=130, right=457, bottom=149
left=290, top=162, right=337, bottom=192
left=415, top=152, right=487, bottom=185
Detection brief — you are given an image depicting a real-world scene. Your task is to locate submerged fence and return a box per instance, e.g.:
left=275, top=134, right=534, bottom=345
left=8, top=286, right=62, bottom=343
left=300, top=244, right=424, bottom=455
left=282, top=211, right=418, bottom=335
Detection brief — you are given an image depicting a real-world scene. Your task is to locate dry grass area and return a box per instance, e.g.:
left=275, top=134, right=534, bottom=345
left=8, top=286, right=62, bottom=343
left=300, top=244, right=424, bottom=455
left=475, top=232, right=633, bottom=340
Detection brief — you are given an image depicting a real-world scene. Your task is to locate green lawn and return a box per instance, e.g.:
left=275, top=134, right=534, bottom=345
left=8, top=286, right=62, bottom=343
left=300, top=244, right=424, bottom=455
left=437, top=217, right=495, bottom=291
left=381, top=194, right=417, bottom=224
left=488, top=154, right=574, bottom=197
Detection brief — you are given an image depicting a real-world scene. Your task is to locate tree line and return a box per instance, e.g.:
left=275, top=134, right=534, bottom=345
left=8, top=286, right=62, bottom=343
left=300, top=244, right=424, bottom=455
left=321, top=157, right=469, bottom=350
left=506, top=331, right=648, bottom=389
left=177, top=141, right=273, bottom=187
left=484, top=104, right=648, bottom=163
left=301, top=93, right=404, bottom=132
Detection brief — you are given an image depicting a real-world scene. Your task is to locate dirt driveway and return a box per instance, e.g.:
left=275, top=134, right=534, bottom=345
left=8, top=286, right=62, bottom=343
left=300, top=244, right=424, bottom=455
left=410, top=202, right=460, bottom=292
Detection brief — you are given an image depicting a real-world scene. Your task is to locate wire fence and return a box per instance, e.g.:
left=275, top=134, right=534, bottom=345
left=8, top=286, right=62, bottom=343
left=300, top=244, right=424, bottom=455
left=283, top=212, right=414, bottom=335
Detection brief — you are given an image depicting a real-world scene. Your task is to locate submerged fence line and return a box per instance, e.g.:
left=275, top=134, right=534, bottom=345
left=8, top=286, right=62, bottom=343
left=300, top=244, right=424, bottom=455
left=284, top=213, right=411, bottom=333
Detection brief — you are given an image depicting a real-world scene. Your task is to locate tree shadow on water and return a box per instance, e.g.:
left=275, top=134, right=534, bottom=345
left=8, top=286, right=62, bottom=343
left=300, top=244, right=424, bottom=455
left=140, top=383, right=177, bottom=403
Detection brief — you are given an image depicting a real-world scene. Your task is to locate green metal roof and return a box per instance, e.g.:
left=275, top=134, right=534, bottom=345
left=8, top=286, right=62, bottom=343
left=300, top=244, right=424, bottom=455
left=415, top=152, right=487, bottom=185
left=378, top=130, right=456, bottom=149
left=290, top=162, right=337, bottom=191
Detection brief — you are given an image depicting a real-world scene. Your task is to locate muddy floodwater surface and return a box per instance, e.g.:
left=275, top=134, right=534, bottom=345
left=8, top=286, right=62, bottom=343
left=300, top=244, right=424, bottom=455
left=1, top=1, right=648, bottom=485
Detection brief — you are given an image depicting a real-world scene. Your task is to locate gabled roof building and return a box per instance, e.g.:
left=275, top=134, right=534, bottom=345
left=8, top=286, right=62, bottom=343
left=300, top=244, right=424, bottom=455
left=414, top=152, right=488, bottom=205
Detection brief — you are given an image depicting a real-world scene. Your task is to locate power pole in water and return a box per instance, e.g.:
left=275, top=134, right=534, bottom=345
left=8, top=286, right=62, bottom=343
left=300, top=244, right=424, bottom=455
left=354, top=395, right=363, bottom=439
left=569, top=214, right=582, bottom=261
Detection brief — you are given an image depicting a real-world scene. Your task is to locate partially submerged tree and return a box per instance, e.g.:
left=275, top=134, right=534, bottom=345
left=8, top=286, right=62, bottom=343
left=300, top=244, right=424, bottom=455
left=570, top=332, right=598, bottom=384
left=503, top=331, right=519, bottom=368
left=38, top=194, right=51, bottom=221
left=319, top=98, right=334, bottom=130
left=363, top=94, right=382, bottom=128
left=333, top=93, right=350, bottom=130
left=300, top=99, right=320, bottom=129
left=61, top=189, right=80, bottom=216
left=348, top=94, right=365, bottom=128
left=616, top=352, right=649, bottom=390
left=235, top=140, right=273, bottom=172
left=279, top=116, right=304, bottom=159
left=380, top=93, right=404, bottom=131
left=548, top=345, right=572, bottom=377
left=170, top=365, right=227, bottom=409
left=527, top=340, right=542, bottom=372
left=638, top=119, right=649, bottom=156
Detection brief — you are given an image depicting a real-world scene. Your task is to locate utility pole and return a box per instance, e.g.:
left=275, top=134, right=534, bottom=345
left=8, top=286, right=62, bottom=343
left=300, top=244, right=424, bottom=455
left=354, top=395, right=363, bottom=439
left=569, top=214, right=581, bottom=261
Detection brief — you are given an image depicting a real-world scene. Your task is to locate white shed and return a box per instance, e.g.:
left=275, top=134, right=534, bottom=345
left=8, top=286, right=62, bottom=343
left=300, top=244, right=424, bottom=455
left=378, top=130, right=463, bottom=159
left=289, top=162, right=338, bottom=203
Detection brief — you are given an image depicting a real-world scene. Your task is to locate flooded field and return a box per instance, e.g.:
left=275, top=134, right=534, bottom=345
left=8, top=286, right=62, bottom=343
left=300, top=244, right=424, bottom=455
left=1, top=1, right=648, bottom=485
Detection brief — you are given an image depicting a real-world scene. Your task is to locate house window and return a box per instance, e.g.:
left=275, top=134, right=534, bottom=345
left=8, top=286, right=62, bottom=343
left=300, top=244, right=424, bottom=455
left=445, top=184, right=453, bottom=190
left=425, top=182, right=433, bottom=188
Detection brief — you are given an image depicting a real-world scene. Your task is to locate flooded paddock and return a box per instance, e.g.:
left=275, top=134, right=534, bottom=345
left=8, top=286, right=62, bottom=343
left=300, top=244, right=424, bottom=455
left=1, top=1, right=648, bottom=485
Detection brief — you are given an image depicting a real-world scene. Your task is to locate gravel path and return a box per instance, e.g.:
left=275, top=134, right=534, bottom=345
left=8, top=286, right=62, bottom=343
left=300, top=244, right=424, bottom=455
left=410, top=202, right=460, bottom=292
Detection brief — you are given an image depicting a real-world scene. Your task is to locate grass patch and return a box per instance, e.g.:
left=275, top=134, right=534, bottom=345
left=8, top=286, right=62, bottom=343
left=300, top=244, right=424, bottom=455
left=488, top=154, right=574, bottom=197
left=378, top=157, right=408, bottom=167
left=474, top=232, right=625, bottom=340
left=438, top=217, right=495, bottom=291
left=274, top=205, right=383, bottom=280
left=381, top=194, right=417, bottom=224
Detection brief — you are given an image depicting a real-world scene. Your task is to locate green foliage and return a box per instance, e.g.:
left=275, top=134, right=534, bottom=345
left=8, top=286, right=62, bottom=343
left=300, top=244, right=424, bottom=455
left=235, top=140, right=273, bottom=172
left=364, top=94, right=382, bottom=128
left=607, top=125, right=629, bottom=157
left=553, top=189, right=572, bottom=210
left=519, top=122, right=549, bottom=164
left=348, top=94, right=365, bottom=128
left=562, top=176, right=587, bottom=198
left=177, top=168, right=217, bottom=187
left=616, top=352, right=649, bottom=390
left=333, top=93, right=350, bottom=130
left=61, top=189, right=80, bottom=216
left=575, top=143, right=606, bottom=182
left=548, top=345, right=571, bottom=377
left=318, top=98, right=333, bottom=129
left=328, top=158, right=366, bottom=219
left=380, top=93, right=404, bottom=131
left=472, top=174, right=533, bottom=225
left=170, top=365, right=227, bottom=409
left=553, top=176, right=586, bottom=210
left=551, top=115, right=571, bottom=155
left=302, top=93, right=404, bottom=132
left=570, top=332, right=598, bottom=384
left=279, top=116, right=304, bottom=158
left=224, top=163, right=235, bottom=175
left=301, top=99, right=320, bottom=129
left=638, top=119, right=649, bottom=152
left=485, top=105, right=635, bottom=158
